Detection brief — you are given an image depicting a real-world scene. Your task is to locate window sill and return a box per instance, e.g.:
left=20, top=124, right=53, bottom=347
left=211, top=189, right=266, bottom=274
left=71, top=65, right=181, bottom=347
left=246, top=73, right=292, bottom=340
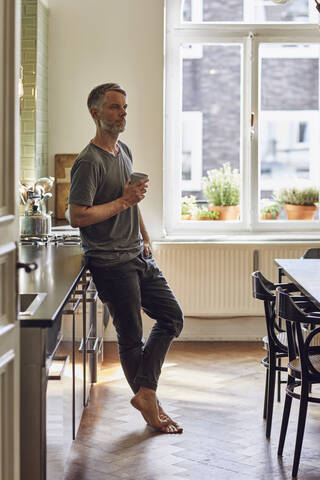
left=154, top=232, right=320, bottom=245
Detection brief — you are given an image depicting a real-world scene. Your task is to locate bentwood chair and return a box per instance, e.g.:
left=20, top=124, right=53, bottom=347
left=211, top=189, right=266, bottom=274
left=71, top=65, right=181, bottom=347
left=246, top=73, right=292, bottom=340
left=252, top=271, right=298, bottom=438
left=276, top=287, right=320, bottom=478
left=301, top=247, right=320, bottom=259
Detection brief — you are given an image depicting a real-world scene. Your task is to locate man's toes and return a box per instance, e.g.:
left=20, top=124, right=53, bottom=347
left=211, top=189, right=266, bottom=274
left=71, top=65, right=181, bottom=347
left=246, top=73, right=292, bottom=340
left=172, top=423, right=183, bottom=433
left=159, top=414, right=183, bottom=433
left=160, top=422, right=183, bottom=434
left=160, top=424, right=174, bottom=433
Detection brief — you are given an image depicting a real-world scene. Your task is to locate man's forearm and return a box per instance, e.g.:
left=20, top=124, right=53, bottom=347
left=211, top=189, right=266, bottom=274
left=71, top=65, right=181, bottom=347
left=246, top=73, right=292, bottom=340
left=139, top=209, right=150, bottom=243
left=70, top=178, right=148, bottom=228
left=70, top=197, right=129, bottom=228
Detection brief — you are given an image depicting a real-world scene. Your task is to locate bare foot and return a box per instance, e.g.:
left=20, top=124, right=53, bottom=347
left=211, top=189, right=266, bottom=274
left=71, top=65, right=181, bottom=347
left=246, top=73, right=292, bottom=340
left=131, top=387, right=170, bottom=430
left=159, top=422, right=183, bottom=434
left=158, top=403, right=183, bottom=433
left=138, top=398, right=183, bottom=434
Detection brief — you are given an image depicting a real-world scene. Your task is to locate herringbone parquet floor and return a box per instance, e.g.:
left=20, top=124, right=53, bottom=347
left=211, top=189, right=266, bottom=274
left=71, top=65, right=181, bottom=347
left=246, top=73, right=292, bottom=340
left=64, top=342, right=320, bottom=480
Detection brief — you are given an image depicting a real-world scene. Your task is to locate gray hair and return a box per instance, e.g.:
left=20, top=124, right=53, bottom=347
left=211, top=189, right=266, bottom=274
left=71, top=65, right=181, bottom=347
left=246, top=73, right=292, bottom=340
left=87, top=83, right=126, bottom=110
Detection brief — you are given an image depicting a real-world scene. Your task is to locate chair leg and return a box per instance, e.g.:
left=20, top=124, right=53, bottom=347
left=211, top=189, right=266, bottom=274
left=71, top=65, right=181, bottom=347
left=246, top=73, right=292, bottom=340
left=266, top=357, right=276, bottom=438
left=263, top=367, right=269, bottom=420
left=278, top=385, right=293, bottom=456
left=292, top=385, right=309, bottom=479
left=277, top=358, right=281, bottom=402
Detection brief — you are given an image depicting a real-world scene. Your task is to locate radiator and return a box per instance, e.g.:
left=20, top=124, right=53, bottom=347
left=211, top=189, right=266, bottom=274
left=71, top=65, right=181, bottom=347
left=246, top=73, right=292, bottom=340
left=258, top=246, right=308, bottom=282
left=152, top=243, right=314, bottom=317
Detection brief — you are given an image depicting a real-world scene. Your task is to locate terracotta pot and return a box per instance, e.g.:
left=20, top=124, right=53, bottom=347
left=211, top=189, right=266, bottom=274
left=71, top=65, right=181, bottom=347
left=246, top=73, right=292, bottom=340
left=260, top=213, right=279, bottom=220
left=197, top=216, right=211, bottom=221
left=209, top=205, right=240, bottom=221
left=181, top=214, right=191, bottom=220
left=285, top=204, right=317, bottom=220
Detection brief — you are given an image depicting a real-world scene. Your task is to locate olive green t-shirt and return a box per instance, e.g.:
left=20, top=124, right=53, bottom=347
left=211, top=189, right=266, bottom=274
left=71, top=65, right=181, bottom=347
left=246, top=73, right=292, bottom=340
left=69, top=141, right=142, bottom=266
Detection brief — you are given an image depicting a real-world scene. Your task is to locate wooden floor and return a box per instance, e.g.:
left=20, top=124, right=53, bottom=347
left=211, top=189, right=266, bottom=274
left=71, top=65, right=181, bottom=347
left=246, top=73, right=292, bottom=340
left=64, top=342, right=320, bottom=480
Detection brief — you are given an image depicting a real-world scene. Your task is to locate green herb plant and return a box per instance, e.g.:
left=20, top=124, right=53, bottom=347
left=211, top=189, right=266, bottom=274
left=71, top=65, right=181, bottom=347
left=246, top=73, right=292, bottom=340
left=181, top=195, right=197, bottom=216
left=196, top=206, right=220, bottom=220
left=260, top=199, right=281, bottom=220
left=202, top=162, right=240, bottom=206
left=274, top=187, right=319, bottom=206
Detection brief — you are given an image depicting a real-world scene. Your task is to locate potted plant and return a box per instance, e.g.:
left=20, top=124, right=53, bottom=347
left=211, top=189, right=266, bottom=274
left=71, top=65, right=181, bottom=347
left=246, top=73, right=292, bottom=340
left=202, top=162, right=240, bottom=220
left=195, top=206, right=211, bottom=221
left=209, top=210, right=220, bottom=220
left=195, top=206, right=220, bottom=221
left=181, top=195, right=196, bottom=220
left=274, top=186, right=319, bottom=220
left=260, top=199, right=281, bottom=220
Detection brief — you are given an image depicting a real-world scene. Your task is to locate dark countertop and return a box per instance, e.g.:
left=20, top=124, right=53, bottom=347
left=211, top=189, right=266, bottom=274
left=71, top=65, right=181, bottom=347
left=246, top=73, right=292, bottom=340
left=275, top=258, right=320, bottom=308
left=19, top=245, right=84, bottom=327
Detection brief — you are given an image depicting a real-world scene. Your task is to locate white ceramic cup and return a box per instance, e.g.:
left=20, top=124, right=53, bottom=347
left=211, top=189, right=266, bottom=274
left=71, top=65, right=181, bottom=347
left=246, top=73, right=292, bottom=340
left=130, top=172, right=149, bottom=184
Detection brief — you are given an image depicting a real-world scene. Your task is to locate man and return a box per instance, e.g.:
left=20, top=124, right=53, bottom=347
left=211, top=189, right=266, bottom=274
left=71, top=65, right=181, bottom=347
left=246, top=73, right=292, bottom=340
left=69, top=83, right=183, bottom=434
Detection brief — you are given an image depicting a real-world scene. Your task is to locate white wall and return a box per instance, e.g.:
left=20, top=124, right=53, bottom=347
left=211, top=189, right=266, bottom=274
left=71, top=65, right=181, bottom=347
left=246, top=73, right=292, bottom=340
left=48, top=0, right=165, bottom=239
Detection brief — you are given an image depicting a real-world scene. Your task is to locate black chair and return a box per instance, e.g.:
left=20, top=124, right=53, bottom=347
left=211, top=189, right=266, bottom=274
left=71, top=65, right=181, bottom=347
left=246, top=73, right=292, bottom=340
left=276, top=287, right=320, bottom=478
left=301, top=247, right=320, bottom=259
left=252, top=271, right=300, bottom=438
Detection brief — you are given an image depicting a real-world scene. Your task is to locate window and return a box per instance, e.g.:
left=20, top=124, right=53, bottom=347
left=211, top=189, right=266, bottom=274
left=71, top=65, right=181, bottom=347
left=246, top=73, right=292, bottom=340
left=183, top=0, right=318, bottom=24
left=259, top=43, right=320, bottom=220
left=164, top=0, right=320, bottom=235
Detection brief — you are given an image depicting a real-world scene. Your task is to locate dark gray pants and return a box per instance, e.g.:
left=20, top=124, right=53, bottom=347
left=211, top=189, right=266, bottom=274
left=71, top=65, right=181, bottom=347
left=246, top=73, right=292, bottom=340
left=89, top=252, right=183, bottom=393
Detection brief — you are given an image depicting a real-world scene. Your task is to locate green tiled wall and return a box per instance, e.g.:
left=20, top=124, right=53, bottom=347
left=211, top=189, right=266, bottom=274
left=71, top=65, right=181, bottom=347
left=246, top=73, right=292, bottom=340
left=20, top=0, right=48, bottom=184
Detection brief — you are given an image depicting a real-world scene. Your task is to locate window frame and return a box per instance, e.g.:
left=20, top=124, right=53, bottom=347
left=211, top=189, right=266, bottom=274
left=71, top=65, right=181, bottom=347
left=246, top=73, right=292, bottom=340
left=164, top=1, right=320, bottom=237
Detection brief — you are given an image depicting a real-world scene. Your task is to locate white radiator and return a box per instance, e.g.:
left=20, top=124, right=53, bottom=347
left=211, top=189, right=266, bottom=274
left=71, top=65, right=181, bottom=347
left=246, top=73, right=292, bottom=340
left=259, top=246, right=308, bottom=283
left=152, top=243, right=315, bottom=317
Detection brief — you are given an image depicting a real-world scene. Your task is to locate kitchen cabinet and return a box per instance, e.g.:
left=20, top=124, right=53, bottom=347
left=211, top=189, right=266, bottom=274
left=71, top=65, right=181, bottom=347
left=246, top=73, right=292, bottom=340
left=18, top=245, right=96, bottom=480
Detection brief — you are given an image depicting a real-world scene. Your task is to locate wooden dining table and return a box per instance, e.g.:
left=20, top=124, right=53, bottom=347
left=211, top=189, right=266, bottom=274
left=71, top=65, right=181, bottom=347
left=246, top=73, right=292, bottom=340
left=275, top=258, right=320, bottom=309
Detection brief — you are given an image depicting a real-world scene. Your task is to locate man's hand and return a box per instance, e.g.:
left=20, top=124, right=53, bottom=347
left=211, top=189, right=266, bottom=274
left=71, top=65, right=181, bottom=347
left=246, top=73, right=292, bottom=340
left=138, top=207, right=152, bottom=257
left=122, top=178, right=149, bottom=207
left=143, top=240, right=152, bottom=257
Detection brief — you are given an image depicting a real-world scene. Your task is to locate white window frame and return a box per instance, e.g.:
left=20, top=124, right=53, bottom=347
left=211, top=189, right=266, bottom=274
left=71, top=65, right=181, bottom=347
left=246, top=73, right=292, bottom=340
left=252, top=36, right=320, bottom=232
left=181, top=43, right=203, bottom=59
left=164, top=0, right=320, bottom=237
left=182, top=0, right=203, bottom=23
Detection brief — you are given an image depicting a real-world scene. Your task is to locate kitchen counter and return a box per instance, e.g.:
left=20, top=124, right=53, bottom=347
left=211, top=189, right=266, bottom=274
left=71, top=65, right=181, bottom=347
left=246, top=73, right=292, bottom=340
left=19, top=244, right=90, bottom=480
left=19, top=245, right=84, bottom=327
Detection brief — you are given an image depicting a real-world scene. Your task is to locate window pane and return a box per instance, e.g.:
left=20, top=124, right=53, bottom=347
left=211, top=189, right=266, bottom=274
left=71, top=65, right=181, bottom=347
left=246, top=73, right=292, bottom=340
left=181, top=44, right=242, bottom=220
left=259, top=44, right=320, bottom=221
left=254, top=0, right=309, bottom=23
left=182, top=0, right=243, bottom=22
left=182, top=0, right=315, bottom=23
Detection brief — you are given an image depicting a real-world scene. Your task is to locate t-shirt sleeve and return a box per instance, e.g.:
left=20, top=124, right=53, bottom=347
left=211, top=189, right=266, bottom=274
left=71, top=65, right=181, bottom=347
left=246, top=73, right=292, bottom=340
left=120, top=141, right=133, bottom=163
left=69, top=160, right=99, bottom=207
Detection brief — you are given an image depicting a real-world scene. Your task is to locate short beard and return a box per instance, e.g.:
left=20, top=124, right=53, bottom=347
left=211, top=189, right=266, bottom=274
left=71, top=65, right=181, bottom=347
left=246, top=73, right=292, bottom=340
left=99, top=119, right=125, bottom=135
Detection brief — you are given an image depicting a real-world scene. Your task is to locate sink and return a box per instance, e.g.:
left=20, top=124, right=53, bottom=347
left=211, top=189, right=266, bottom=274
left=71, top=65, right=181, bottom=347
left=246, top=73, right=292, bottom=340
left=18, top=292, right=47, bottom=316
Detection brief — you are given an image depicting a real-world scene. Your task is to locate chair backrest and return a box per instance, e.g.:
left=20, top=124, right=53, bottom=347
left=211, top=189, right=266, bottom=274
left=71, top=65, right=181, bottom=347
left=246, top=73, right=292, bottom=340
left=301, top=248, right=320, bottom=259
left=252, top=271, right=275, bottom=301
left=276, top=287, right=320, bottom=377
left=252, top=271, right=288, bottom=352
